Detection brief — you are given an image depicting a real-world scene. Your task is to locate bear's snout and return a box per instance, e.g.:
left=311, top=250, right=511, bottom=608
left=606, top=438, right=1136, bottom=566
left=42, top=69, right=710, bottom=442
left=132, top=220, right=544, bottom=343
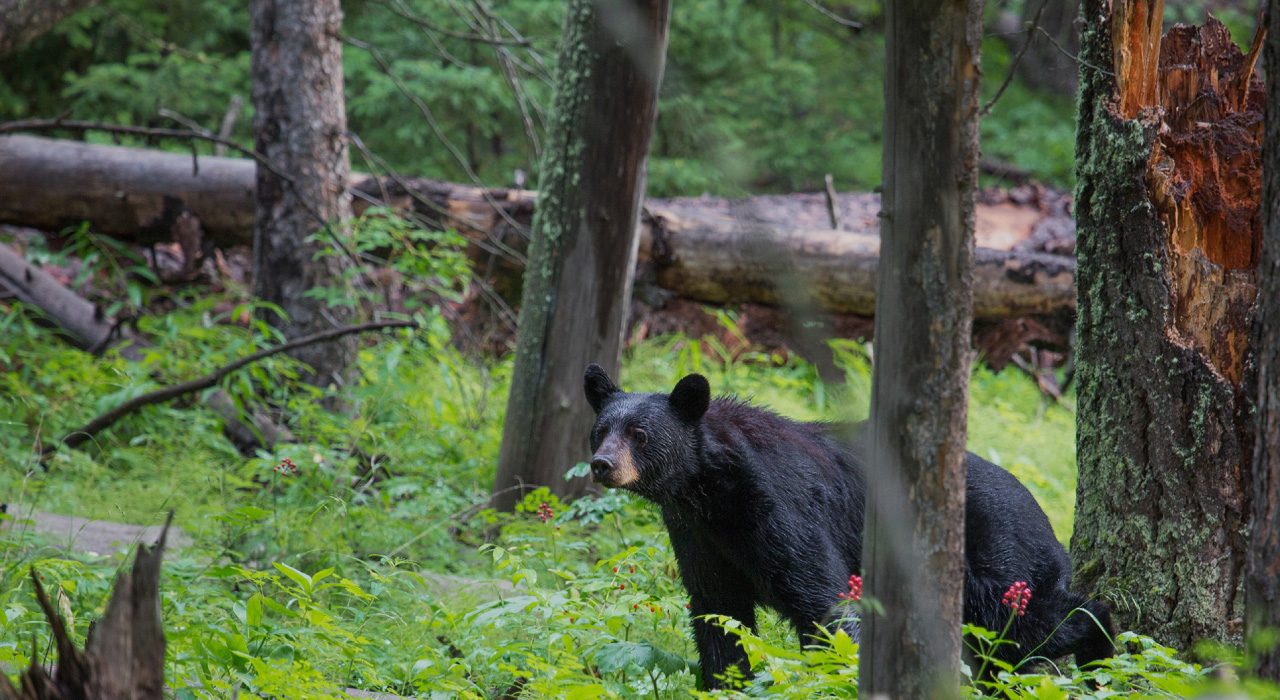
left=590, top=455, right=615, bottom=482
left=589, top=433, right=639, bottom=488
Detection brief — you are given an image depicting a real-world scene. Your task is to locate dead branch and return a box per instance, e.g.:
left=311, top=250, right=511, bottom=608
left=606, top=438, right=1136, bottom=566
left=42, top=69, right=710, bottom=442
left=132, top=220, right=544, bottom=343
left=44, top=320, right=416, bottom=455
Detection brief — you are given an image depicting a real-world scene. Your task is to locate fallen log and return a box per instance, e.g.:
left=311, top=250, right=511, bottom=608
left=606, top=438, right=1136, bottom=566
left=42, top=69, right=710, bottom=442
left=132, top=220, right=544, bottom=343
left=0, top=238, right=295, bottom=451
left=0, top=134, right=1078, bottom=317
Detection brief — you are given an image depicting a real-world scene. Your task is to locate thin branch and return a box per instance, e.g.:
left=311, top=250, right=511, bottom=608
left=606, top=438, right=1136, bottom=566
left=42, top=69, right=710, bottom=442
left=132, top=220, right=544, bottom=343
left=803, top=0, right=863, bottom=30
left=1037, top=25, right=1112, bottom=76
left=343, top=37, right=533, bottom=238
left=214, top=96, right=244, bottom=157
left=378, top=0, right=534, bottom=46
left=981, top=0, right=1050, bottom=116
left=347, top=132, right=527, bottom=265
left=44, top=320, right=416, bottom=455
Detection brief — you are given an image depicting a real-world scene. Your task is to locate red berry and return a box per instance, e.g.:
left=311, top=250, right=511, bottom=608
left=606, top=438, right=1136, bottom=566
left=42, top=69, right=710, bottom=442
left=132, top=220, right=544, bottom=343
left=612, top=567, right=618, bottom=573
left=629, top=567, right=634, bottom=573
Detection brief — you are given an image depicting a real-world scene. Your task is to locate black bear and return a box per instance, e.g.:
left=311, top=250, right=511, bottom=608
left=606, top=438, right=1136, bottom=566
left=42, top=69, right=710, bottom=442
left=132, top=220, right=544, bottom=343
left=583, top=363, right=1114, bottom=689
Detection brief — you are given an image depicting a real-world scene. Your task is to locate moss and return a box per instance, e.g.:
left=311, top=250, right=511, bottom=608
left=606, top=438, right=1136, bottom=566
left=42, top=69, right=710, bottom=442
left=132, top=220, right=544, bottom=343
left=1070, top=0, right=1251, bottom=647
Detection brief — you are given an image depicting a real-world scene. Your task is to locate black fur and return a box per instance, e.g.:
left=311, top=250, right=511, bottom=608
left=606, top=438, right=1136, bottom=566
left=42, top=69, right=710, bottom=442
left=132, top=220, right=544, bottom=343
left=583, top=365, right=1114, bottom=689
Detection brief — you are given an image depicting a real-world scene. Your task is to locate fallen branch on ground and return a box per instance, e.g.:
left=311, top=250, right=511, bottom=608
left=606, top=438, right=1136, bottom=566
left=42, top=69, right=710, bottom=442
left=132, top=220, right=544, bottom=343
left=44, top=320, right=416, bottom=455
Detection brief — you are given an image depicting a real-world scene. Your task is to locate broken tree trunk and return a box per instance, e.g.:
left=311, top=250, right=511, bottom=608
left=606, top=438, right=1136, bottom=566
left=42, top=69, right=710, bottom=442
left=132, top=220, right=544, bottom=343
left=0, top=135, right=1077, bottom=318
left=1071, top=2, right=1261, bottom=648
left=0, top=514, right=171, bottom=700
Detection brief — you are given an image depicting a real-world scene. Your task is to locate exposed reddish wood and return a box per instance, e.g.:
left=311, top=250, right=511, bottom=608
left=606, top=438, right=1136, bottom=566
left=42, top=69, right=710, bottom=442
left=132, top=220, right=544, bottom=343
left=1144, top=17, right=1265, bottom=385
left=1111, top=0, right=1164, bottom=118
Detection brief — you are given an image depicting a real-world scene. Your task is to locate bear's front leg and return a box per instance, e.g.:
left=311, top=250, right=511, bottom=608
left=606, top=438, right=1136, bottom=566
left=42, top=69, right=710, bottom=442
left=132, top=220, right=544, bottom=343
left=689, top=595, right=757, bottom=690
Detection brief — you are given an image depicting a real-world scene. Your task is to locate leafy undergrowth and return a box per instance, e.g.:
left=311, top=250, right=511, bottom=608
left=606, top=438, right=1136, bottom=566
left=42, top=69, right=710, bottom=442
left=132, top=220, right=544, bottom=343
left=0, top=303, right=1272, bottom=698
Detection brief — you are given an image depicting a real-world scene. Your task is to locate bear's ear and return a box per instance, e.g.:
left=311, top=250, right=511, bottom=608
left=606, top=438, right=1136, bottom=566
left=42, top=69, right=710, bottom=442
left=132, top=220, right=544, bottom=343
left=584, top=363, right=621, bottom=413
left=669, top=373, right=711, bottom=424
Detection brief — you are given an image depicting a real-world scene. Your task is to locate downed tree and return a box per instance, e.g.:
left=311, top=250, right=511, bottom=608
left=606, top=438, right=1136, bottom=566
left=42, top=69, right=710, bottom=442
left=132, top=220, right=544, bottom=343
left=0, top=237, right=296, bottom=451
left=0, top=514, right=171, bottom=700
left=0, top=134, right=1077, bottom=318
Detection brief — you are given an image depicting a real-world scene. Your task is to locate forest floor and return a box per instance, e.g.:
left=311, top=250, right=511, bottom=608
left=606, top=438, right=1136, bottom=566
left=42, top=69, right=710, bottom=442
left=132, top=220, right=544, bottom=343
left=0, top=296, right=1270, bottom=698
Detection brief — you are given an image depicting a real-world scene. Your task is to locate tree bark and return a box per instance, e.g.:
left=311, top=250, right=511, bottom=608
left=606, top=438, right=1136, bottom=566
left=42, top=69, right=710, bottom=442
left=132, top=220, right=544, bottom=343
left=490, top=0, right=672, bottom=510
left=0, top=0, right=100, bottom=58
left=249, top=0, right=356, bottom=387
left=1071, top=1, right=1262, bottom=648
left=858, top=0, right=981, bottom=696
left=1247, top=0, right=1280, bottom=680
left=0, top=135, right=1077, bottom=319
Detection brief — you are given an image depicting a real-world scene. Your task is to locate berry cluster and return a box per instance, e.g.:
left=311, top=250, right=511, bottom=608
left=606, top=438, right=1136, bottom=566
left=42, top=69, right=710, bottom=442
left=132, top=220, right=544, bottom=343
left=273, top=458, right=299, bottom=475
left=1002, top=581, right=1031, bottom=616
left=837, top=574, right=862, bottom=602
left=536, top=502, right=554, bottom=523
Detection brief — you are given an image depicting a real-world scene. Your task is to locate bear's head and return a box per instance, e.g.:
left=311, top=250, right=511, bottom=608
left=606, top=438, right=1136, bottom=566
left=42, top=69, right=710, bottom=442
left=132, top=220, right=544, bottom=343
left=582, top=363, right=710, bottom=500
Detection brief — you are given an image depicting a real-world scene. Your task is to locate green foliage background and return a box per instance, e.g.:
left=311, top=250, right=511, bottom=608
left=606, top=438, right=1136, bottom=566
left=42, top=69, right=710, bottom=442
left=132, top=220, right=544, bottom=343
left=0, top=0, right=1083, bottom=196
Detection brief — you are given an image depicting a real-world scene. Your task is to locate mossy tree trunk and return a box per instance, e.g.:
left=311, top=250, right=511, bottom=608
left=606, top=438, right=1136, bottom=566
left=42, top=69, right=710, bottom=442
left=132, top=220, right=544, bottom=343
left=1247, top=0, right=1280, bottom=680
left=250, top=0, right=357, bottom=387
left=858, top=0, right=982, bottom=696
left=1071, top=0, right=1263, bottom=648
left=491, top=0, right=672, bottom=510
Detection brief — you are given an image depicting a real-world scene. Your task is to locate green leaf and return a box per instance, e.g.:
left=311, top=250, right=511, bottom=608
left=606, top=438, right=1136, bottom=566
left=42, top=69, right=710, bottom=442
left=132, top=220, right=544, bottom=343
left=245, top=592, right=262, bottom=627
left=595, top=641, right=654, bottom=673
left=273, top=562, right=313, bottom=595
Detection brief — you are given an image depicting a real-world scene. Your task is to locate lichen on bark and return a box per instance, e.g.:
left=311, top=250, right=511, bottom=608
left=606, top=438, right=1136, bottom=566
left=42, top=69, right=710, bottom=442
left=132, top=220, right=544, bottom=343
left=1071, top=0, right=1259, bottom=648
left=492, top=0, right=671, bottom=510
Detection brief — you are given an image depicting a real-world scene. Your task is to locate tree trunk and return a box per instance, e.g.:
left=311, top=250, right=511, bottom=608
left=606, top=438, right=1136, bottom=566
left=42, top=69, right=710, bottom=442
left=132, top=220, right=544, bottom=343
left=490, top=0, right=672, bottom=510
left=0, top=135, right=1079, bottom=319
left=1247, top=0, right=1280, bottom=680
left=1071, top=1, right=1262, bottom=648
left=249, top=0, right=356, bottom=387
left=0, top=0, right=100, bottom=57
left=858, top=0, right=981, bottom=696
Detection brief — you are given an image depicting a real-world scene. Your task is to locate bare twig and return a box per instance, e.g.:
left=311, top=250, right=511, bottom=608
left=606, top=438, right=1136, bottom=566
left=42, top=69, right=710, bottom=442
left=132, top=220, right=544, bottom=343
left=823, top=173, right=842, bottom=229
left=214, top=96, right=244, bottom=157
left=44, top=320, right=416, bottom=455
left=981, top=0, right=1050, bottom=116
left=1037, top=25, right=1112, bottom=76
left=803, top=0, right=863, bottom=29
left=344, top=37, right=533, bottom=239
left=346, top=132, right=527, bottom=265
left=378, top=0, right=534, bottom=46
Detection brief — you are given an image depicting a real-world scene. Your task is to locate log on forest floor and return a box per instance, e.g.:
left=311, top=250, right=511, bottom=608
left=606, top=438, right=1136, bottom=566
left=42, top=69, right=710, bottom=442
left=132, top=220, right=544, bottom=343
left=0, top=135, right=1078, bottom=318
left=1, top=503, right=192, bottom=555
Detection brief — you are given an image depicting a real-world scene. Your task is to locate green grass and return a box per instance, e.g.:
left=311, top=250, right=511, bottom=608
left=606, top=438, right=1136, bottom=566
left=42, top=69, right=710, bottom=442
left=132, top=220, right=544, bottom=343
left=0, top=304, right=1268, bottom=698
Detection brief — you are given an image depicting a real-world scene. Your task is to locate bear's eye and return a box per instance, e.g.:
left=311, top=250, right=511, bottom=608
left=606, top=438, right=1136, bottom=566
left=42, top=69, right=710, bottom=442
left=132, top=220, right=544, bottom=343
left=631, top=428, right=648, bottom=448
